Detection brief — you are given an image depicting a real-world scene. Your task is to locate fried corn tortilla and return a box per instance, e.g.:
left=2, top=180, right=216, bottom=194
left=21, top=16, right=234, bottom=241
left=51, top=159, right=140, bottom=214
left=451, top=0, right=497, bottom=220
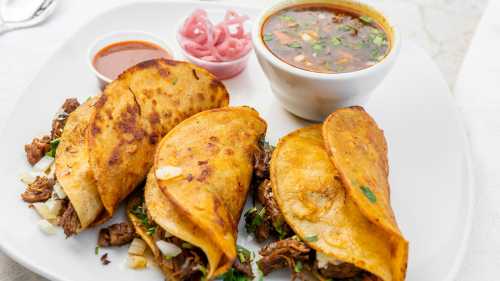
left=56, top=59, right=229, bottom=233
left=129, top=107, right=267, bottom=280
left=55, top=97, right=102, bottom=229
left=322, top=106, right=408, bottom=280
left=271, top=111, right=407, bottom=281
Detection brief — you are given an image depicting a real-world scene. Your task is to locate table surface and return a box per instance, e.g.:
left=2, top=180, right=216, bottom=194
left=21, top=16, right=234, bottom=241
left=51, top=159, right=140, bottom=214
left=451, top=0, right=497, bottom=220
left=0, top=0, right=491, bottom=280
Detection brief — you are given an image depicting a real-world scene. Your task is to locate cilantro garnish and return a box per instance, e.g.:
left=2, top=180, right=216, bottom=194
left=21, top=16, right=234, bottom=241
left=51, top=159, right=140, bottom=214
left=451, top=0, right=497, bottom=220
left=219, top=268, right=251, bottom=281
left=263, top=33, right=274, bottom=42
left=331, top=36, right=342, bottom=46
left=294, top=261, right=303, bottom=273
left=45, top=138, right=60, bottom=157
left=279, top=15, right=294, bottom=22
left=244, top=207, right=265, bottom=234
left=287, top=42, right=302, bottom=49
left=131, top=200, right=157, bottom=235
left=360, top=185, right=377, bottom=203
left=360, top=15, right=374, bottom=24
left=273, top=220, right=287, bottom=240
left=237, top=245, right=253, bottom=263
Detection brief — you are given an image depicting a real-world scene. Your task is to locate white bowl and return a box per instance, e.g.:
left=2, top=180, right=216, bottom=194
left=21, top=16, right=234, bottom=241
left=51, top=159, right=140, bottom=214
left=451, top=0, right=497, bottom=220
left=251, top=0, right=401, bottom=121
left=87, top=31, right=175, bottom=88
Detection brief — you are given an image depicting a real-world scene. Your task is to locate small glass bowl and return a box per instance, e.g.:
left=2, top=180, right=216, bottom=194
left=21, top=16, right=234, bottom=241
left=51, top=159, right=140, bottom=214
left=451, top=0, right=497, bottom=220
left=175, top=9, right=253, bottom=80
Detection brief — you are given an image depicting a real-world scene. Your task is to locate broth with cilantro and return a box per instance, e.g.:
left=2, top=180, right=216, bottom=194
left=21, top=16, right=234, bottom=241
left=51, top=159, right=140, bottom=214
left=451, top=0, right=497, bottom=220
left=262, top=4, right=390, bottom=73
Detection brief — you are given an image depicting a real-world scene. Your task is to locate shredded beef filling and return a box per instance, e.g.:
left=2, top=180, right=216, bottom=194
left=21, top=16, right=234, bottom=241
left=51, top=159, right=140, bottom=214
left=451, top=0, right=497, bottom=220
left=157, top=236, right=207, bottom=281
left=25, top=98, right=80, bottom=165
left=258, top=238, right=311, bottom=276
left=22, top=98, right=84, bottom=235
left=58, top=200, right=81, bottom=237
left=233, top=257, right=254, bottom=278
left=21, top=176, right=54, bottom=203
left=24, top=136, right=51, bottom=165
left=51, top=98, right=80, bottom=139
left=249, top=140, right=373, bottom=281
left=316, top=262, right=361, bottom=279
left=98, top=222, right=136, bottom=247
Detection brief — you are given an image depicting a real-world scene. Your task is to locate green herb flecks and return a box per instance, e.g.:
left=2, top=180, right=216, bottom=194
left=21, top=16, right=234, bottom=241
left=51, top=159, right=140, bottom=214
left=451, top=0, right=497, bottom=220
left=182, top=242, right=194, bottom=249
left=273, top=220, right=287, bottom=240
left=244, top=207, right=266, bottom=234
left=263, top=33, right=274, bottom=42
left=197, top=265, right=208, bottom=278
left=95, top=246, right=99, bottom=255
left=360, top=185, right=377, bottom=203
left=294, top=261, right=303, bottom=273
left=360, top=15, right=374, bottom=24
left=219, top=268, right=251, bottom=281
left=172, top=78, right=178, bottom=85
left=287, top=42, right=302, bottom=49
left=373, top=35, right=384, bottom=46
left=280, top=15, right=295, bottom=22
left=331, top=36, right=342, bottom=46
left=131, top=200, right=157, bottom=235
left=237, top=245, right=253, bottom=263
left=312, top=43, right=324, bottom=52
left=257, top=269, right=264, bottom=281
left=45, top=138, right=60, bottom=158
left=338, top=25, right=355, bottom=32
left=304, top=234, right=318, bottom=242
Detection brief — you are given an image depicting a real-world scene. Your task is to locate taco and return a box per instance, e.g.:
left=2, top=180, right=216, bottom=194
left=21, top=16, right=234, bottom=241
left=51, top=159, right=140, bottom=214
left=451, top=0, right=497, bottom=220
left=128, top=106, right=267, bottom=281
left=50, top=59, right=229, bottom=235
left=247, top=107, right=408, bottom=281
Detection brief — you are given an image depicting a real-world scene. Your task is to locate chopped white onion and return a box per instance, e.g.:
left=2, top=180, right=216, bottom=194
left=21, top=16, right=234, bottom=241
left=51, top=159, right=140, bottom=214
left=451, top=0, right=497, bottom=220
left=128, top=238, right=147, bottom=256
left=45, top=198, right=62, bottom=217
left=156, top=240, right=182, bottom=258
left=155, top=166, right=182, bottom=180
left=294, top=54, right=305, bottom=62
left=38, top=219, right=57, bottom=235
left=33, top=156, right=54, bottom=172
left=126, top=255, right=147, bottom=269
left=19, top=171, right=45, bottom=185
left=301, top=33, right=312, bottom=41
left=53, top=182, right=67, bottom=199
left=33, top=202, right=56, bottom=220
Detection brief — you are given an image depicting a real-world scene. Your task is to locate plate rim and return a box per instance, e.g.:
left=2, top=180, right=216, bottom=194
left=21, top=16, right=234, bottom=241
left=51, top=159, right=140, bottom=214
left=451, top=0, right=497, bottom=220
left=0, top=1, right=475, bottom=281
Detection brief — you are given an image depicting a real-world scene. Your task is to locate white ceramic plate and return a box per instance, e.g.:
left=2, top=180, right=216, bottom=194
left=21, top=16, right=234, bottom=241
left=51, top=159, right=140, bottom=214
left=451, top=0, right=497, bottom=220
left=0, top=1, right=473, bottom=281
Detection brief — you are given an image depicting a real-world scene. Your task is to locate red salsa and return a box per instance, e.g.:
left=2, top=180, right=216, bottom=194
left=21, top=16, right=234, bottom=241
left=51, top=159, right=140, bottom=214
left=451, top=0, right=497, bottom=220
left=93, top=40, right=171, bottom=80
left=261, top=4, right=390, bottom=73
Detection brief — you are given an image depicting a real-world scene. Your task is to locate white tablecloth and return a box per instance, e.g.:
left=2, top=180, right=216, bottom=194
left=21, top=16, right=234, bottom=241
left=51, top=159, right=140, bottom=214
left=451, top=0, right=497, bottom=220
left=454, top=0, right=500, bottom=279
left=0, top=0, right=495, bottom=280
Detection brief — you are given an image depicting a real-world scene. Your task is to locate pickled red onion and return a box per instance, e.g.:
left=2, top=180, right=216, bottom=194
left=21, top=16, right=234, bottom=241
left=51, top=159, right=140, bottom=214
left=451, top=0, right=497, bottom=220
left=179, top=9, right=252, bottom=62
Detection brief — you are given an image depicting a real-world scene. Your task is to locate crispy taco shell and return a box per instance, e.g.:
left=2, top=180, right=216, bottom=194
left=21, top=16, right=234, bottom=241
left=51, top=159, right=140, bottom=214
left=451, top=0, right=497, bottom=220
left=55, top=59, right=229, bottom=232
left=129, top=107, right=267, bottom=280
left=55, top=97, right=102, bottom=229
left=271, top=118, right=407, bottom=280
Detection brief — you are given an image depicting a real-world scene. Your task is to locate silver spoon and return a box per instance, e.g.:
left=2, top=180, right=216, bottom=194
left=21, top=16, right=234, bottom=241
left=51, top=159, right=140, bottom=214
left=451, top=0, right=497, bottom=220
left=0, top=0, right=57, bottom=35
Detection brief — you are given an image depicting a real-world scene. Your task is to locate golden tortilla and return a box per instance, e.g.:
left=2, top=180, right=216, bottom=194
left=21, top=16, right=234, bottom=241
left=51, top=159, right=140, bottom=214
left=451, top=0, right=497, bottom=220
left=55, top=97, right=102, bottom=229
left=271, top=123, right=407, bottom=281
left=87, top=59, right=229, bottom=217
left=55, top=59, right=229, bottom=232
left=130, top=107, right=266, bottom=280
